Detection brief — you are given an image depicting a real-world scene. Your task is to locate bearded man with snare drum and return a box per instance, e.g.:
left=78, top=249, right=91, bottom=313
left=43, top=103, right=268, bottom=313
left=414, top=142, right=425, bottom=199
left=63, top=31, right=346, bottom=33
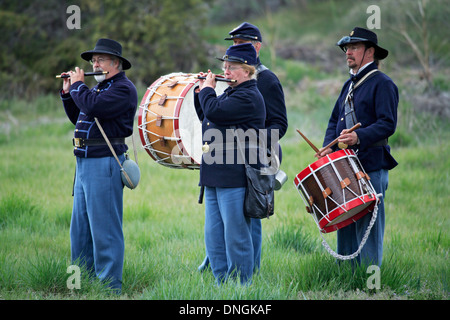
left=316, top=27, right=399, bottom=267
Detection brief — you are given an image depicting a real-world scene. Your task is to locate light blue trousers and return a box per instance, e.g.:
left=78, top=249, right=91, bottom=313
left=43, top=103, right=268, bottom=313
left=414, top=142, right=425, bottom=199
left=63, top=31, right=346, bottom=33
left=337, top=169, right=389, bottom=267
left=70, top=155, right=125, bottom=292
left=204, top=187, right=254, bottom=285
left=198, top=219, right=261, bottom=273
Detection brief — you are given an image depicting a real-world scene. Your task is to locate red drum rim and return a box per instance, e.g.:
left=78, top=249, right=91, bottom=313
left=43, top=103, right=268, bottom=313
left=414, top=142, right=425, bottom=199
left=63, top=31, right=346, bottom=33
left=138, top=77, right=161, bottom=161
left=319, top=194, right=376, bottom=233
left=295, top=149, right=356, bottom=183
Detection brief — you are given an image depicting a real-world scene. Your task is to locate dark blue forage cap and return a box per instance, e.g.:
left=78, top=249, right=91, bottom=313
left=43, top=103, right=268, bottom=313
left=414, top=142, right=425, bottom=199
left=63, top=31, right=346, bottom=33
left=336, top=27, right=388, bottom=59
left=81, top=38, right=132, bottom=70
left=217, top=43, right=258, bottom=66
left=224, top=22, right=262, bottom=42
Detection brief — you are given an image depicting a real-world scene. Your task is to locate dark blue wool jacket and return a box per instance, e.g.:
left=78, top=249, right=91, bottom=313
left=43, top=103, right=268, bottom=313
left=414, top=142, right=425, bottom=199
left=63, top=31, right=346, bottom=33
left=194, top=79, right=266, bottom=187
left=61, top=72, right=138, bottom=158
left=256, top=60, right=288, bottom=142
left=323, top=63, right=399, bottom=172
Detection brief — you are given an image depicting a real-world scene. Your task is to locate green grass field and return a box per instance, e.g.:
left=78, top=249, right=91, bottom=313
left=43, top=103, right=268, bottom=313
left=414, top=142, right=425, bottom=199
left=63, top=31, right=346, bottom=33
left=0, top=86, right=448, bottom=300
left=1, top=1, right=448, bottom=299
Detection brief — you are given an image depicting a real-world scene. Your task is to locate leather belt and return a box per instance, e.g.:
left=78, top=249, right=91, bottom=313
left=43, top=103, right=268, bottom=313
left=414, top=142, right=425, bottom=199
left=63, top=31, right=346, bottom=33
left=73, top=137, right=125, bottom=147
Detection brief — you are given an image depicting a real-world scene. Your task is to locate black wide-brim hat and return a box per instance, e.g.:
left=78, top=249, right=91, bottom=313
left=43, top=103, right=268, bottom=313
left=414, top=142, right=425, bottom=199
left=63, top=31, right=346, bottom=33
left=81, top=38, right=132, bottom=70
left=216, top=43, right=258, bottom=66
left=336, top=27, right=388, bottom=60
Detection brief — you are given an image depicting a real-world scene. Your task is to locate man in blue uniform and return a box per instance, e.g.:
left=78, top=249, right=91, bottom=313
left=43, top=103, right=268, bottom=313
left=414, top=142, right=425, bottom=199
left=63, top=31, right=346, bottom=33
left=60, top=39, right=138, bottom=293
left=198, top=22, right=288, bottom=273
left=225, top=22, right=288, bottom=150
left=194, top=43, right=266, bottom=285
left=316, top=27, right=398, bottom=267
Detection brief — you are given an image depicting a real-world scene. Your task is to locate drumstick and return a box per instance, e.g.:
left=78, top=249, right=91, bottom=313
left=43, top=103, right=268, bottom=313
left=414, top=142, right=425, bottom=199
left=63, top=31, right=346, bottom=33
left=56, top=71, right=109, bottom=78
left=319, top=122, right=362, bottom=152
left=296, top=129, right=320, bottom=153
left=195, top=76, right=237, bottom=83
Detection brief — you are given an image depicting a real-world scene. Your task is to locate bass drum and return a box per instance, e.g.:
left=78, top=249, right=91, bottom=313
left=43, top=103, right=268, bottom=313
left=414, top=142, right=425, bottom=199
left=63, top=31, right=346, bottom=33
left=138, top=73, right=227, bottom=169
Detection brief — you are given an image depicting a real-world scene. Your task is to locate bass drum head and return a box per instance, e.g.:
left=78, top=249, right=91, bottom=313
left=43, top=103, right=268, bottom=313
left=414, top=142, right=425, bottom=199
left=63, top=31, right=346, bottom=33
left=177, top=80, right=228, bottom=165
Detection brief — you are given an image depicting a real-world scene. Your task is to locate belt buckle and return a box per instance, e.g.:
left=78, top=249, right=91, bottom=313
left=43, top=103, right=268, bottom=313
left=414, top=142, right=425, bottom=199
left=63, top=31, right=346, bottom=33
left=73, top=138, right=83, bottom=147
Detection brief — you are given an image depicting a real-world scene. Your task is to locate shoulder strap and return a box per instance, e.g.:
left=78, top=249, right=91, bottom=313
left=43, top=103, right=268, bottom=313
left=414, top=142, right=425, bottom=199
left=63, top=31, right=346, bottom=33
left=350, top=69, right=379, bottom=94
left=342, top=69, right=380, bottom=126
left=345, top=69, right=379, bottom=103
left=94, top=117, right=136, bottom=188
left=256, top=64, right=269, bottom=78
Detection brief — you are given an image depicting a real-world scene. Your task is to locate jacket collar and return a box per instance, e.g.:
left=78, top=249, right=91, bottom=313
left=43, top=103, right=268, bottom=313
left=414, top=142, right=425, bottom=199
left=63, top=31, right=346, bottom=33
left=224, top=79, right=257, bottom=95
left=350, top=61, right=377, bottom=83
left=97, top=71, right=125, bottom=86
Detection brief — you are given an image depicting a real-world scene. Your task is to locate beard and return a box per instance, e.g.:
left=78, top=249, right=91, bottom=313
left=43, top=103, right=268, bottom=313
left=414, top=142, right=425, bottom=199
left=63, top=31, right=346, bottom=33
left=346, top=57, right=356, bottom=69
left=94, top=68, right=106, bottom=83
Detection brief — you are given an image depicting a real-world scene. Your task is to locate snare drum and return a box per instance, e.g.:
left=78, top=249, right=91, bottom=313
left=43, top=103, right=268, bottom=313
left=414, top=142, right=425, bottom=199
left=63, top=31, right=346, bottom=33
left=294, top=149, right=377, bottom=233
left=138, top=73, right=227, bottom=169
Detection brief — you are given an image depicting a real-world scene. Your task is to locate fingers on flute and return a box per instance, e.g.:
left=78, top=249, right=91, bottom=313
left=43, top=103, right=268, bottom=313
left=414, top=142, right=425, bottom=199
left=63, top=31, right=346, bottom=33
left=76, top=67, right=85, bottom=75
